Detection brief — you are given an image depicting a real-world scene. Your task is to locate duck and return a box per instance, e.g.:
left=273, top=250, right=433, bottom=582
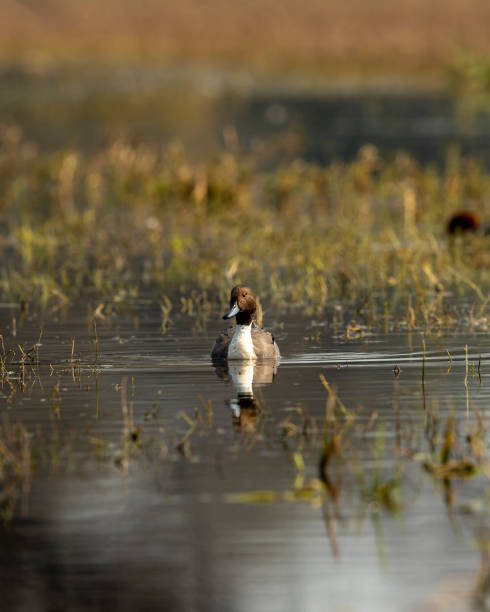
left=210, top=285, right=280, bottom=361
left=447, top=211, right=490, bottom=235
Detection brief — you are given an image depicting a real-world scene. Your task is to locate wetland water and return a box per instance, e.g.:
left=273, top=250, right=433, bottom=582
left=1, top=303, right=490, bottom=611
left=3, top=66, right=490, bottom=166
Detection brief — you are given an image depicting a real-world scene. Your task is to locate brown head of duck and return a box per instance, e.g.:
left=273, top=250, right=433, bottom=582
left=222, top=284, right=256, bottom=325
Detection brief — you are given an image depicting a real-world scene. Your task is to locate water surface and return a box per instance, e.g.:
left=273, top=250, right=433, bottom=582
left=0, top=303, right=489, bottom=611
left=3, top=66, right=490, bottom=166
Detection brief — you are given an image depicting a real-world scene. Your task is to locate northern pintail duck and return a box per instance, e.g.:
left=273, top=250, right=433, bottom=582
left=211, top=285, right=280, bottom=361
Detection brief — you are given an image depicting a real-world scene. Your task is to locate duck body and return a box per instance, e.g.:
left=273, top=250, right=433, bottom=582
left=211, top=322, right=280, bottom=361
left=210, top=284, right=280, bottom=361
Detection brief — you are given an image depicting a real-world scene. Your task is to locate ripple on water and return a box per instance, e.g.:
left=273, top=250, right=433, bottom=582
left=0, top=307, right=489, bottom=611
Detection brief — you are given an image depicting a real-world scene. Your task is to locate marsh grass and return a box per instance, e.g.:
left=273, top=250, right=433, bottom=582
left=1, top=129, right=490, bottom=330
left=0, top=333, right=42, bottom=399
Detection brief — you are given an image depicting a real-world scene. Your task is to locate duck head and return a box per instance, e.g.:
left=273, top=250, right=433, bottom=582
left=222, top=285, right=256, bottom=325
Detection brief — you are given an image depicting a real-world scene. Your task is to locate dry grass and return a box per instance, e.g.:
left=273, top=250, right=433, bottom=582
left=1, top=0, right=490, bottom=79
left=0, top=127, right=489, bottom=328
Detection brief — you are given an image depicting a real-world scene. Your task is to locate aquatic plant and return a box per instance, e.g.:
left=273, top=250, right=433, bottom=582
left=0, top=130, right=489, bottom=330
left=0, top=417, right=32, bottom=521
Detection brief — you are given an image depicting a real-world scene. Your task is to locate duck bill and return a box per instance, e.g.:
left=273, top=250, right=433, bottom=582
left=223, top=302, right=240, bottom=319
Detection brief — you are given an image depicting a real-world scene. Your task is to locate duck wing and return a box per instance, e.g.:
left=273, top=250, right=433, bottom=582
left=251, top=325, right=280, bottom=359
left=210, top=326, right=235, bottom=361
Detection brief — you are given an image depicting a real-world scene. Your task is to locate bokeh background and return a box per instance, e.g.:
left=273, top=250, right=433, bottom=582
left=1, top=0, right=490, bottom=163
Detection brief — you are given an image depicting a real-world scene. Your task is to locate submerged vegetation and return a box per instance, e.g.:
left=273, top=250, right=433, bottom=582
left=1, top=127, right=490, bottom=329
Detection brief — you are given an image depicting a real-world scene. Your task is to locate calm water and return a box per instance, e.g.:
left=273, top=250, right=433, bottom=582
left=0, top=302, right=490, bottom=611
left=2, top=65, right=490, bottom=166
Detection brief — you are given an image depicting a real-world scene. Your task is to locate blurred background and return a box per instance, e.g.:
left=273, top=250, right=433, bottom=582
left=1, top=0, right=490, bottom=164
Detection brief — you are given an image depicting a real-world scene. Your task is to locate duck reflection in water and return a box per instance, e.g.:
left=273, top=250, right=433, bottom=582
left=213, top=359, right=279, bottom=432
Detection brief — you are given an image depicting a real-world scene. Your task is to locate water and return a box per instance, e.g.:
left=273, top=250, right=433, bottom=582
left=1, top=302, right=489, bottom=611
left=231, top=91, right=490, bottom=166
left=3, top=65, right=490, bottom=166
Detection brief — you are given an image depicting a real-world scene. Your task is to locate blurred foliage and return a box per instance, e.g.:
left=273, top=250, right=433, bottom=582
left=0, top=126, right=489, bottom=327
left=447, top=49, right=490, bottom=121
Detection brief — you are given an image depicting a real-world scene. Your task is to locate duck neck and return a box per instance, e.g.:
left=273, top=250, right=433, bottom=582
left=228, top=322, right=255, bottom=360
left=236, top=310, right=254, bottom=326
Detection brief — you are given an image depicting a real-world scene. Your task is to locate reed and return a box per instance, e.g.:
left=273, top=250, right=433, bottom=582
left=1, top=131, right=489, bottom=330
